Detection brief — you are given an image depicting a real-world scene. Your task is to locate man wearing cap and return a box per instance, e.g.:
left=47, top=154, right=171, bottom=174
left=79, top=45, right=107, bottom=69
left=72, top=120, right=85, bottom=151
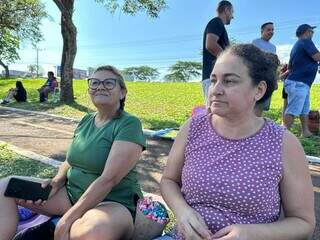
left=202, top=0, right=234, bottom=103
left=252, top=22, right=277, bottom=117
left=283, top=24, right=320, bottom=137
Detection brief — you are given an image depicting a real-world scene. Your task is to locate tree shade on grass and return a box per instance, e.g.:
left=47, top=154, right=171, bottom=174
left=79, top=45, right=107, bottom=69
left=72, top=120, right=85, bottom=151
left=0, top=79, right=319, bottom=157
left=0, top=144, right=57, bottom=178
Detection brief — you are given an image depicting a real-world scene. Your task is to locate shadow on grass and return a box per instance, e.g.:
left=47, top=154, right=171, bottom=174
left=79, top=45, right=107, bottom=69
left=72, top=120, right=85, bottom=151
left=0, top=145, right=57, bottom=178
left=7, top=101, right=63, bottom=112
left=6, top=99, right=92, bottom=115
left=137, top=138, right=173, bottom=195
left=141, top=118, right=180, bottom=130
left=65, top=101, right=92, bottom=113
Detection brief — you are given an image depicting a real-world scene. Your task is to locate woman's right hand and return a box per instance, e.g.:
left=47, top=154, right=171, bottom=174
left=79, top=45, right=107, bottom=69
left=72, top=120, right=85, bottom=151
left=176, top=206, right=213, bottom=240
left=29, top=178, right=65, bottom=206
left=17, top=177, right=66, bottom=206
left=42, top=177, right=65, bottom=199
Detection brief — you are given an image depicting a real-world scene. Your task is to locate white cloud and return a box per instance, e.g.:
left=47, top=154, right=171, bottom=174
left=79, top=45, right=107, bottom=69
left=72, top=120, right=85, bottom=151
left=276, top=44, right=292, bottom=64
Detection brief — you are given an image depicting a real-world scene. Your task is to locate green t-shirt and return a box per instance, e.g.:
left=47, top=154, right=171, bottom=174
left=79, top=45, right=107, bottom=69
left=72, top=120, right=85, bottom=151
left=66, top=111, right=146, bottom=213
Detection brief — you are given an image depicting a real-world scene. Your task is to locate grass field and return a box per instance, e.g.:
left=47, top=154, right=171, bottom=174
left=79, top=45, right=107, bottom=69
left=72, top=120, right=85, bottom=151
left=1, top=78, right=319, bottom=127
left=0, top=143, right=57, bottom=178
left=0, top=78, right=319, bottom=156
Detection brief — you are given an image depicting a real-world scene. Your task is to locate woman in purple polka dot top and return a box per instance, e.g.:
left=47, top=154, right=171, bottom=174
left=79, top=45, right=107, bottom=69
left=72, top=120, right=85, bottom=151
left=160, top=44, right=315, bottom=240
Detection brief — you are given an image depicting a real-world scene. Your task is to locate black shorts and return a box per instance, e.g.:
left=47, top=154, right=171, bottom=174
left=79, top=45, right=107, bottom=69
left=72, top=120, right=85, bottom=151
left=282, top=86, right=288, bottom=99
left=66, top=191, right=139, bottom=222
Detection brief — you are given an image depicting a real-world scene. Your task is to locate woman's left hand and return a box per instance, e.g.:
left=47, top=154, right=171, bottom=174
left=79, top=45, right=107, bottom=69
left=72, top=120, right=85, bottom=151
left=54, top=215, right=73, bottom=240
left=212, top=224, right=249, bottom=240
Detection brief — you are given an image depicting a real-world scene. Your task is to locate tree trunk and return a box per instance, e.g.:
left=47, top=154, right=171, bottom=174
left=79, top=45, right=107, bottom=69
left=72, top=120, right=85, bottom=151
left=0, top=59, right=9, bottom=78
left=54, top=0, right=77, bottom=103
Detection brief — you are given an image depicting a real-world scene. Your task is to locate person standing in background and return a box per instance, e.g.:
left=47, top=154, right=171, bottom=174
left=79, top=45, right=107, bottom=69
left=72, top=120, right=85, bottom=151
left=202, top=0, right=233, bottom=104
left=252, top=22, right=277, bottom=116
left=283, top=24, right=320, bottom=137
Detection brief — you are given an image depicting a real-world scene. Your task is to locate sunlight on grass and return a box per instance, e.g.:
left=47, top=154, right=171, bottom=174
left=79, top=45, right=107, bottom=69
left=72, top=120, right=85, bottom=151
left=0, top=79, right=319, bottom=156
left=0, top=144, right=57, bottom=178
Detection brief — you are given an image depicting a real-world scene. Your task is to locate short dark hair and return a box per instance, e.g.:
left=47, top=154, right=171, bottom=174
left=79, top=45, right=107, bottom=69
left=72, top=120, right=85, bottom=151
left=222, top=44, right=279, bottom=104
left=48, top=71, right=54, bottom=77
left=217, top=1, right=233, bottom=14
left=261, top=22, right=274, bottom=30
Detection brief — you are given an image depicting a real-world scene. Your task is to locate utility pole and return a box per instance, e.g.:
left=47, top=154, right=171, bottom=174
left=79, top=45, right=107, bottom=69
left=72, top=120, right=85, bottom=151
left=35, top=46, right=43, bottom=77
left=36, top=47, right=39, bottom=77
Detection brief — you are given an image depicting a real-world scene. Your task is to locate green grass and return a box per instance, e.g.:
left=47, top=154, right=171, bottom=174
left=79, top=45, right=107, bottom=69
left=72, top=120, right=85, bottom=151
left=0, top=79, right=205, bottom=129
left=0, top=78, right=320, bottom=157
left=0, top=143, right=57, bottom=178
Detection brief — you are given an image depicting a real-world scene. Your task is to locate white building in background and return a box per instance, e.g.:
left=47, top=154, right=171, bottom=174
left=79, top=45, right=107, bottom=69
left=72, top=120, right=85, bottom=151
left=1, top=69, right=28, bottom=77
left=40, top=64, right=56, bottom=77
left=0, top=64, right=88, bottom=79
left=55, top=66, right=87, bottom=79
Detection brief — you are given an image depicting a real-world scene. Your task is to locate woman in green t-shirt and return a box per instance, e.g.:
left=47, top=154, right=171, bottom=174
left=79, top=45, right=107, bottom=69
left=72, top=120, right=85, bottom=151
left=0, top=65, right=146, bottom=240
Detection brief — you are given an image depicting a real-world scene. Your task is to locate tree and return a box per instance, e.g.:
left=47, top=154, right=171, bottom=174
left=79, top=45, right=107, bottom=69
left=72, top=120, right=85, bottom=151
left=27, top=64, right=37, bottom=76
left=165, top=61, right=202, bottom=82
left=0, top=0, right=47, bottom=77
left=122, top=66, right=159, bottom=82
left=0, top=30, right=19, bottom=77
left=53, top=0, right=167, bottom=103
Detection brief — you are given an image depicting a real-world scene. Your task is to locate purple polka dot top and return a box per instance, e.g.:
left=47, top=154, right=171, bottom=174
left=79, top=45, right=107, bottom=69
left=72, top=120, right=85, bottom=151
left=172, top=113, right=284, bottom=239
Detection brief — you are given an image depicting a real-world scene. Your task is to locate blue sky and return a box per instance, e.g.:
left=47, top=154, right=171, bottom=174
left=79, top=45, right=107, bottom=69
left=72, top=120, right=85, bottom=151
left=8, top=0, right=320, bottom=81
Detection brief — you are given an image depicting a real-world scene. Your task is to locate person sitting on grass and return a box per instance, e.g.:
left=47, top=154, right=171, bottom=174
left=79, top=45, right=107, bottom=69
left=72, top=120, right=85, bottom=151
left=1, top=81, right=27, bottom=105
left=0, top=65, right=146, bottom=240
left=160, top=44, right=315, bottom=240
left=38, top=71, right=58, bottom=102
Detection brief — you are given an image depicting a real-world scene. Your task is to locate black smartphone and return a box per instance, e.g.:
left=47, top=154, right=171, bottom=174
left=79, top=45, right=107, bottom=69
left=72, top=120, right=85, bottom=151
left=4, top=177, right=52, bottom=201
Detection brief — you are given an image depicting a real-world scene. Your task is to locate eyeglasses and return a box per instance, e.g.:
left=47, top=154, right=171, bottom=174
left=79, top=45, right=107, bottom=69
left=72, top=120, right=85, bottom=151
left=87, top=78, right=117, bottom=90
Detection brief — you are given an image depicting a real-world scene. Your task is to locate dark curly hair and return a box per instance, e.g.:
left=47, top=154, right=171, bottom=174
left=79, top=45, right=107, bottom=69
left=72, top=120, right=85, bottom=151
left=222, top=44, right=280, bottom=104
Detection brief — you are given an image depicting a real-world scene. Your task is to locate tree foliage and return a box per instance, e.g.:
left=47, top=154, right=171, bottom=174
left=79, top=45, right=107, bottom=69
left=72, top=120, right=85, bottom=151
left=53, top=0, right=167, bottom=102
left=165, top=61, right=202, bottom=82
left=0, top=30, right=20, bottom=64
left=0, top=0, right=46, bottom=41
left=95, top=0, right=167, bottom=18
left=27, top=64, right=37, bottom=76
left=0, top=0, right=47, bottom=77
left=122, top=66, right=159, bottom=81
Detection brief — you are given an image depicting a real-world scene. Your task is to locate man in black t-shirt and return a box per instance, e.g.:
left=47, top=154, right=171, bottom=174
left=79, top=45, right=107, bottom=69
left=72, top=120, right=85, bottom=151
left=202, top=0, right=233, bottom=103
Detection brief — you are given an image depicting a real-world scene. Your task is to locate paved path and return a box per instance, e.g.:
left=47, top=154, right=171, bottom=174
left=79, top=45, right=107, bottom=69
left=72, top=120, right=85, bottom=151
left=0, top=107, right=172, bottom=195
left=0, top=106, right=319, bottom=239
